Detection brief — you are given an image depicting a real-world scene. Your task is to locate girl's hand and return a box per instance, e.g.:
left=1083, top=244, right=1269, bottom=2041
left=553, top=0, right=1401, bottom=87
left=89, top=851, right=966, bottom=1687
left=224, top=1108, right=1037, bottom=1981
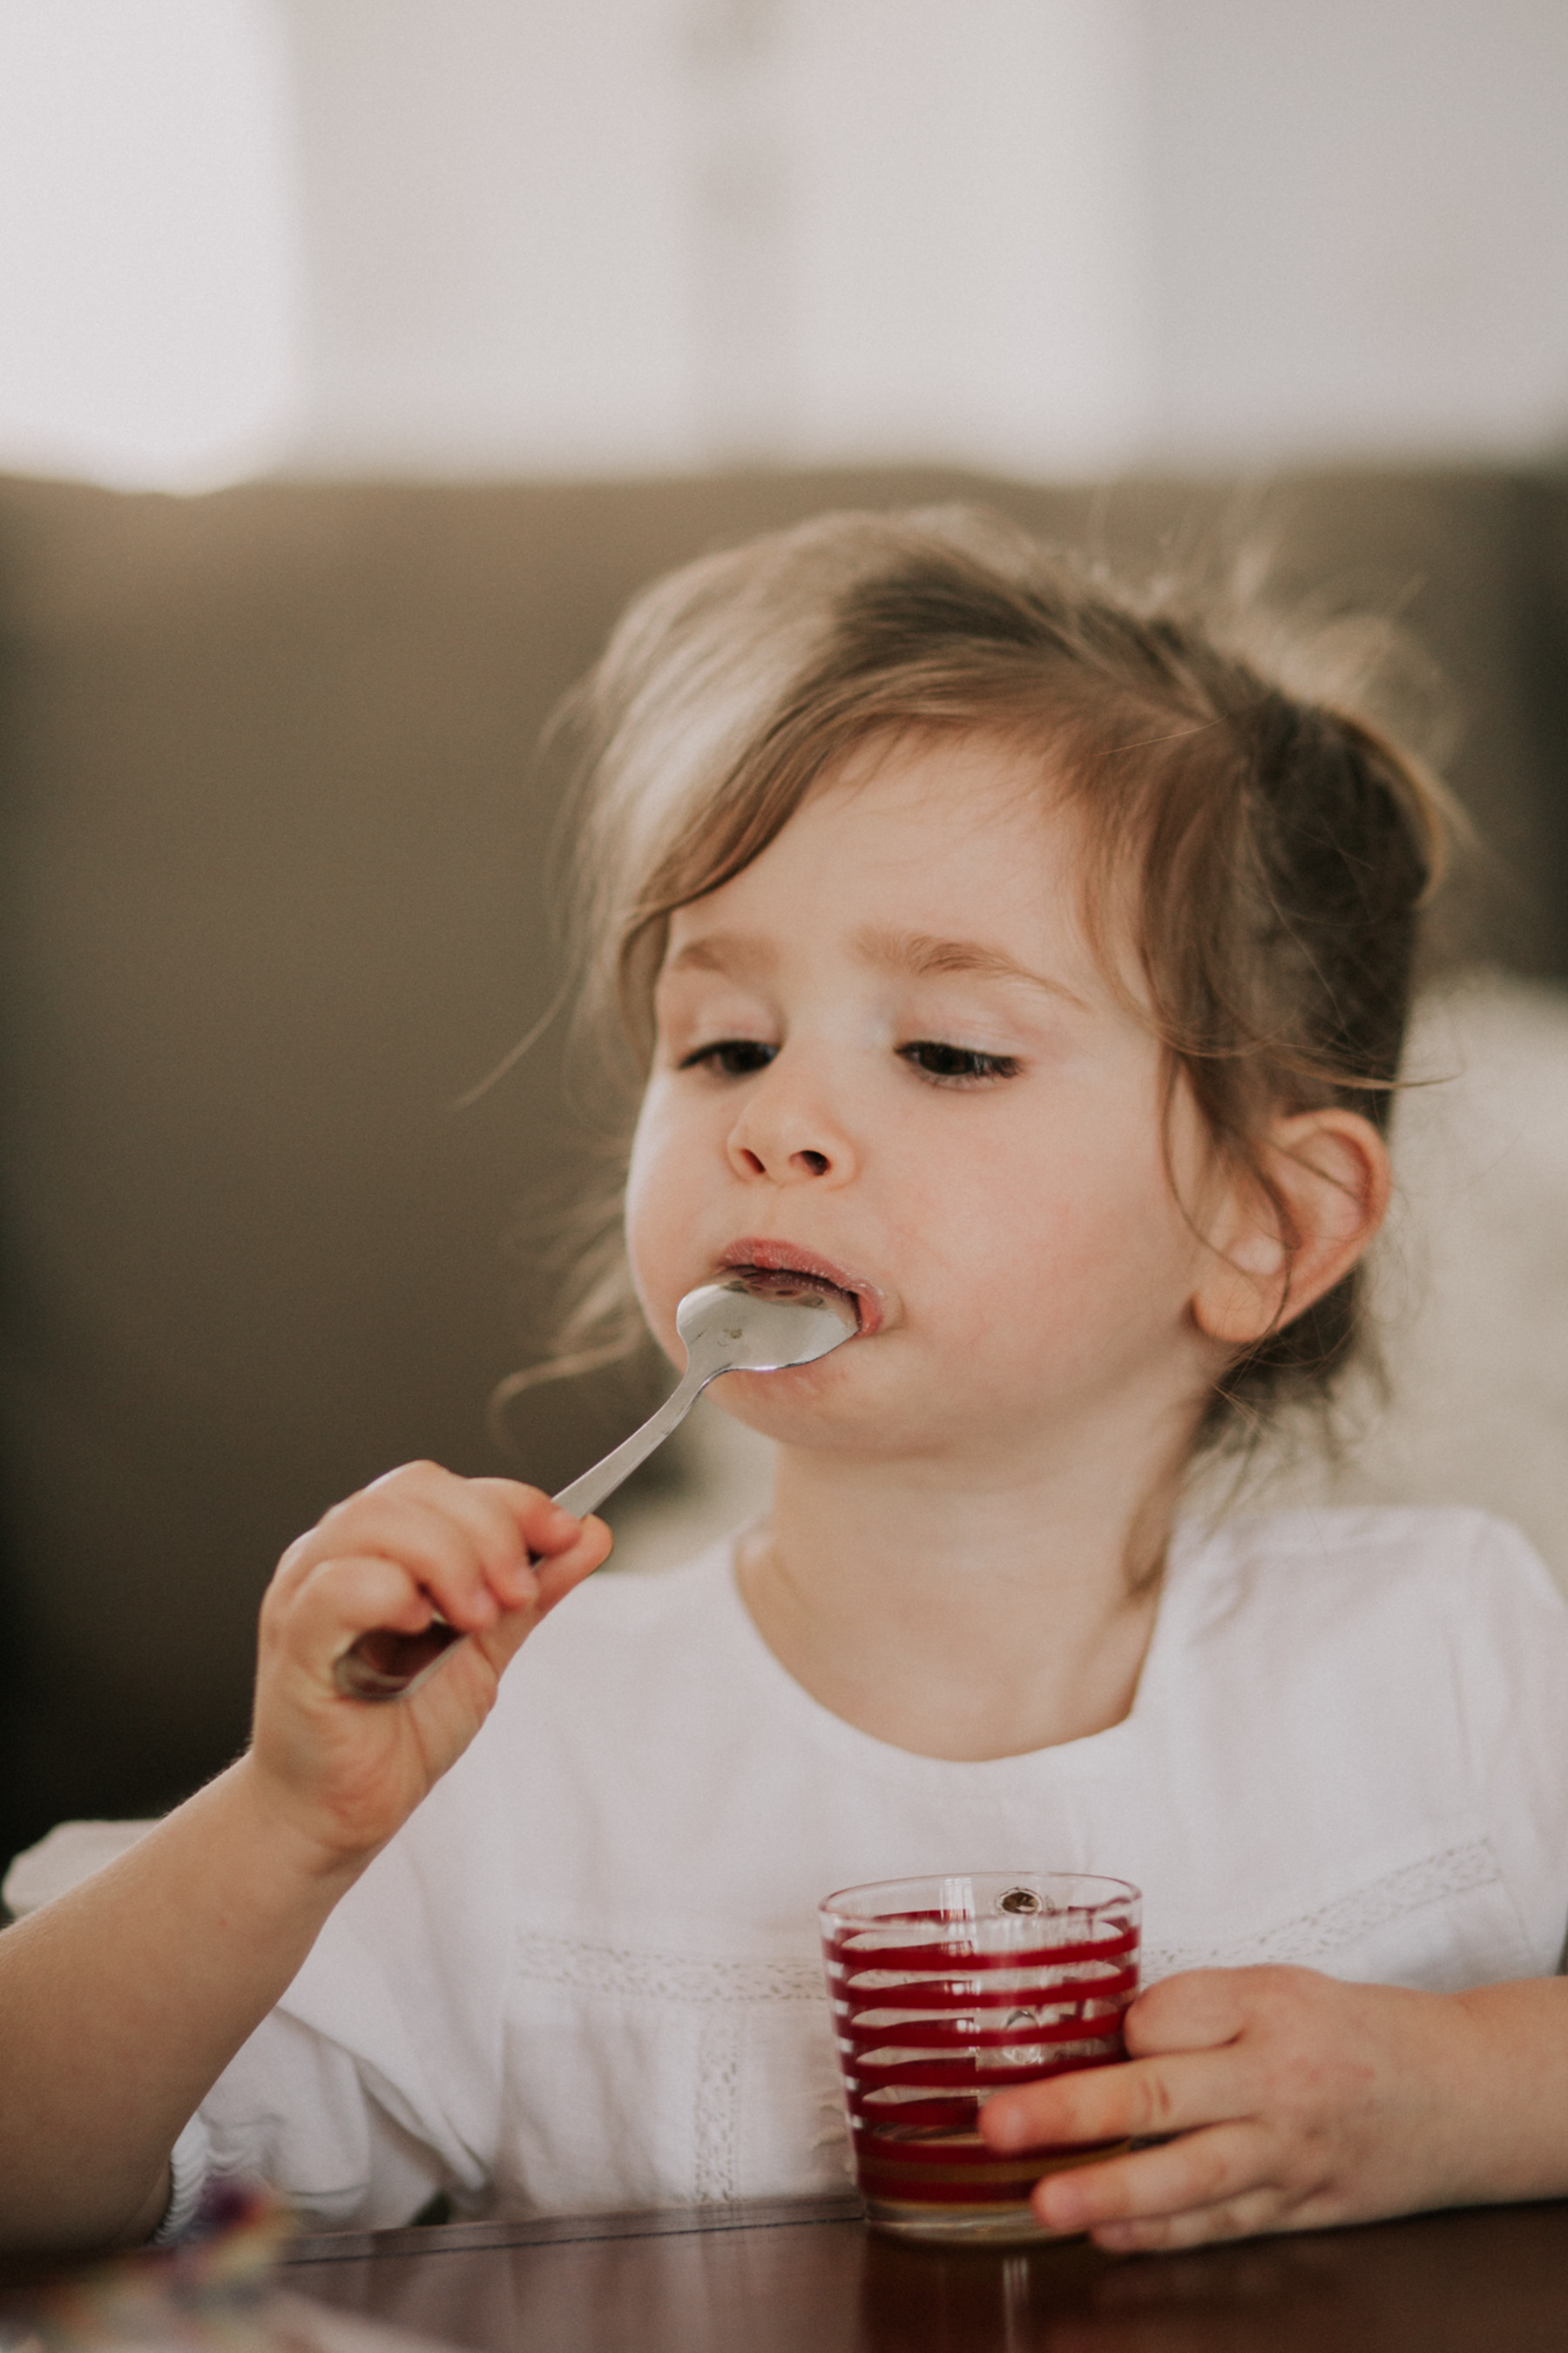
left=979, top=1965, right=1486, bottom=2252
left=247, top=1464, right=612, bottom=1867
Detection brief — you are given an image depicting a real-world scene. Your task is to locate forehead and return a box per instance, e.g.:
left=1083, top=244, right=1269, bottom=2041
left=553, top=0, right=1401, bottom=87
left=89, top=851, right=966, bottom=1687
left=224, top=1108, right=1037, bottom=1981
left=664, top=729, right=1095, bottom=958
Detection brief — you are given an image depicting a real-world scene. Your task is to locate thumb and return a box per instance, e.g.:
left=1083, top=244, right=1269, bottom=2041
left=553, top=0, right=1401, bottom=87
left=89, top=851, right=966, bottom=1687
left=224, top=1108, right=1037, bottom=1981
left=473, top=1514, right=612, bottom=1679
left=534, top=1514, right=613, bottom=1616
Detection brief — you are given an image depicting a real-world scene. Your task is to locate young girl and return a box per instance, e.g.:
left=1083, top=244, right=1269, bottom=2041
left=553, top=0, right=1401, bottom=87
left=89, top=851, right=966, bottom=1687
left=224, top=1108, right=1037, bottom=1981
left=6, top=507, right=1568, bottom=2258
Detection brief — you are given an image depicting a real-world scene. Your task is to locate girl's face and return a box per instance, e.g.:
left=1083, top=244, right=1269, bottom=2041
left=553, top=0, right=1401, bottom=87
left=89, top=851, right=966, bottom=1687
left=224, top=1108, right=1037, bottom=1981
left=625, top=732, right=1229, bottom=1473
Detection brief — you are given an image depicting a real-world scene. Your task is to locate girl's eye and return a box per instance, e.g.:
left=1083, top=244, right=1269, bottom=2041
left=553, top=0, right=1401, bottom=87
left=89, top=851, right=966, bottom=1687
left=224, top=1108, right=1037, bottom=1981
left=678, top=1038, right=778, bottom=1078
left=899, top=1040, right=1022, bottom=1085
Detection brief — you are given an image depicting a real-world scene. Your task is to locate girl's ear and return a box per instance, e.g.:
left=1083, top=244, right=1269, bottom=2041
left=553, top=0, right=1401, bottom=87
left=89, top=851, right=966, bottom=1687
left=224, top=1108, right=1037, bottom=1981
left=1192, top=1109, right=1391, bottom=1349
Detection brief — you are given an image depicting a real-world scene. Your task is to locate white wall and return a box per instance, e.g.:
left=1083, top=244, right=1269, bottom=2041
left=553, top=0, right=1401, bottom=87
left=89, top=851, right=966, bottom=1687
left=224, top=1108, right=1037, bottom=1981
left=278, top=0, right=1151, bottom=478
left=269, top=0, right=1568, bottom=477
left=0, top=0, right=301, bottom=489
left=1145, top=0, right=1568, bottom=465
left=0, top=0, right=1565, bottom=489
left=774, top=0, right=1152, bottom=474
left=278, top=0, right=695, bottom=475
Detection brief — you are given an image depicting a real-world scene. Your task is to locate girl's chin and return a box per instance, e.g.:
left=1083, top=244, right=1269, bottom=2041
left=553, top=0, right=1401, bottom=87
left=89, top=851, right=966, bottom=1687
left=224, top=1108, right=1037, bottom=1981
left=709, top=1363, right=872, bottom=1442
left=710, top=1366, right=967, bottom=1461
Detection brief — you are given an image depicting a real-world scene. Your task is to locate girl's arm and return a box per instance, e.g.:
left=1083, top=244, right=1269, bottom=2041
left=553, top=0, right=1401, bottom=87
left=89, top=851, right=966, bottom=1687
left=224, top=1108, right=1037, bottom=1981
left=0, top=1465, right=609, bottom=2253
left=978, top=1964, right=1568, bottom=2251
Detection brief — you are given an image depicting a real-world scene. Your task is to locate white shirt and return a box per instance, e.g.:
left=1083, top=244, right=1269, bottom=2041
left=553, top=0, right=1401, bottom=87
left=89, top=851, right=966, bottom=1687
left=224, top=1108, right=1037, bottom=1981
left=187, top=1507, right=1568, bottom=2230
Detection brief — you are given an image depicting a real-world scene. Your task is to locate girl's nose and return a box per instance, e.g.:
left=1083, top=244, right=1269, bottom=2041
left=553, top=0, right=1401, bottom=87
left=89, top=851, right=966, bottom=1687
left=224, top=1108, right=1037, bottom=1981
left=726, top=1067, right=855, bottom=1187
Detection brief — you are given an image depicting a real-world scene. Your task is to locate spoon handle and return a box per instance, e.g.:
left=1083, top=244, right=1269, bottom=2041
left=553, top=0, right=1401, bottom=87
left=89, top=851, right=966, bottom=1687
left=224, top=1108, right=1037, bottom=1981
left=552, top=1363, right=708, bottom=1520
left=332, top=1364, right=710, bottom=1701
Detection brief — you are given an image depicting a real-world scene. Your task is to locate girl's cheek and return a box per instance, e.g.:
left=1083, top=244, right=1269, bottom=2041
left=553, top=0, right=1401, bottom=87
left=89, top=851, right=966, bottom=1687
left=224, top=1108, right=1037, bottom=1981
left=623, top=1095, right=691, bottom=1349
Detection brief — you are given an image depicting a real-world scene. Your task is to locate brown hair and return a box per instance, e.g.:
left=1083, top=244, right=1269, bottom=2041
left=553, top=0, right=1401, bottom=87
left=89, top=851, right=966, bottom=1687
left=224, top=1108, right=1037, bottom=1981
left=527, top=506, right=1450, bottom=1454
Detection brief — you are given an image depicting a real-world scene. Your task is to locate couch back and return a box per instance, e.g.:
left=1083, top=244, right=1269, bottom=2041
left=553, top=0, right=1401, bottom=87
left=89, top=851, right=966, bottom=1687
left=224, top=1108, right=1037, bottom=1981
left=3, top=463, right=1566, bottom=1867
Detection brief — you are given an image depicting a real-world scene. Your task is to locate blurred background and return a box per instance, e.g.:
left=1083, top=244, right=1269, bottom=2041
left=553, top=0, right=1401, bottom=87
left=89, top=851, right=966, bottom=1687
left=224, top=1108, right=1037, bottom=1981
left=3, top=0, right=1567, bottom=491
left=6, top=0, right=1568, bottom=1878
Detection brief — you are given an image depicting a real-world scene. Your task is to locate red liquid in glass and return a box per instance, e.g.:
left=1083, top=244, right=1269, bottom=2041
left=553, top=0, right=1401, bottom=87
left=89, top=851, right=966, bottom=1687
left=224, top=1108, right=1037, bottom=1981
left=822, top=1906, right=1139, bottom=2225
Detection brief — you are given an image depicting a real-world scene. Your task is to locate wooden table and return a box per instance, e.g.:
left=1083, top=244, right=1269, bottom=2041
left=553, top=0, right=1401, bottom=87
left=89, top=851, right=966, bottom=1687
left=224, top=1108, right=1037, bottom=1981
left=280, top=2193, right=1568, bottom=2353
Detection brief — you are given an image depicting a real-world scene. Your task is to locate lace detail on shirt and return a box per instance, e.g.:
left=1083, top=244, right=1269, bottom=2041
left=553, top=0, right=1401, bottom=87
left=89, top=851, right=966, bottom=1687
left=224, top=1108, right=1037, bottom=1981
left=515, top=1930, right=823, bottom=2005
left=1143, top=1840, right=1501, bottom=1978
left=814, top=2080, right=856, bottom=2181
left=693, top=2007, right=742, bottom=2202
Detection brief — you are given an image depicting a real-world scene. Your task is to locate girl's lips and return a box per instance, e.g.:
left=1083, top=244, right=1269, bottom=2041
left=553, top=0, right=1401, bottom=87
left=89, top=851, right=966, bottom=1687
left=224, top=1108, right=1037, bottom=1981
left=718, top=1239, right=886, bottom=1337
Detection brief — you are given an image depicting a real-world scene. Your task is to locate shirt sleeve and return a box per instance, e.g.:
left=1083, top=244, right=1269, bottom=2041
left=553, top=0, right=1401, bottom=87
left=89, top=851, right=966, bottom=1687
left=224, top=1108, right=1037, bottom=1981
left=197, top=2008, right=453, bottom=2231
left=195, top=1718, right=521, bottom=2228
left=149, top=2113, right=213, bottom=2244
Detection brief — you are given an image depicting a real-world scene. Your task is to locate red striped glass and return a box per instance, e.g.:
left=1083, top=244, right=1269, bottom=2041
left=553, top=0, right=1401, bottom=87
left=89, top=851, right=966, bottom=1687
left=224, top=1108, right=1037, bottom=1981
left=820, top=1872, right=1141, bottom=2243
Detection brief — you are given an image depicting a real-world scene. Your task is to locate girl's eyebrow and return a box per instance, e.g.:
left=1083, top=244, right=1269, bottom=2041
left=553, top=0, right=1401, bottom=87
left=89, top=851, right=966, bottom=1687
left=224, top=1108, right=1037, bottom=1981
left=661, top=931, right=777, bottom=981
left=855, top=926, right=1091, bottom=1010
left=662, top=925, right=1092, bottom=1012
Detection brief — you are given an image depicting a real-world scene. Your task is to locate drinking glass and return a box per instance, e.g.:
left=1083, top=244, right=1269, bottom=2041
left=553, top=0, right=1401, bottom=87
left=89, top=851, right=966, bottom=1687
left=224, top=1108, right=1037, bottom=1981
left=820, top=1871, right=1141, bottom=2244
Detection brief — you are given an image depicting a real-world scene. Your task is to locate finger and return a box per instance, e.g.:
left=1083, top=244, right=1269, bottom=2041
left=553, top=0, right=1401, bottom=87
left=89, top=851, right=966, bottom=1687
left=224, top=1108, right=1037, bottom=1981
left=464, top=1478, right=590, bottom=1608
left=450, top=1504, right=610, bottom=1645
left=1034, top=2120, right=1274, bottom=2238
left=279, top=1486, right=497, bottom=1603
left=363, top=1467, right=554, bottom=1610
left=375, top=1466, right=572, bottom=1556
left=274, top=1468, right=573, bottom=1618
left=380, top=1476, right=595, bottom=1618
left=1088, top=2184, right=1287, bottom=2254
left=532, top=1515, right=612, bottom=1613
left=468, top=1478, right=609, bottom=1590
left=983, top=2045, right=1252, bottom=2154
left=1124, top=1970, right=1251, bottom=2057
left=278, top=1465, right=539, bottom=1607
left=312, top=1494, right=520, bottom=1632
left=270, top=1552, right=441, bottom=1674
left=462, top=1517, right=612, bottom=1687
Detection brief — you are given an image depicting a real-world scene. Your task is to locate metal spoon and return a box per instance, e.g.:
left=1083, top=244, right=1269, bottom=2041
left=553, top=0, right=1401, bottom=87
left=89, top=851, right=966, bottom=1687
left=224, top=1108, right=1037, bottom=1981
left=334, top=1273, right=859, bottom=1700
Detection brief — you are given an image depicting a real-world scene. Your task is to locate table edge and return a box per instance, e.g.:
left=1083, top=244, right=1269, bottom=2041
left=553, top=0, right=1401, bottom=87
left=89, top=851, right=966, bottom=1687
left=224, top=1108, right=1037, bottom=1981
left=280, top=2193, right=868, bottom=2267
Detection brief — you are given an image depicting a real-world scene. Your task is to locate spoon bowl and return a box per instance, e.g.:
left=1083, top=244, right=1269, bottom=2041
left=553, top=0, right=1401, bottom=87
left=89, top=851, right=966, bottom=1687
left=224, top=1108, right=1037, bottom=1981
left=672, top=1272, right=861, bottom=1380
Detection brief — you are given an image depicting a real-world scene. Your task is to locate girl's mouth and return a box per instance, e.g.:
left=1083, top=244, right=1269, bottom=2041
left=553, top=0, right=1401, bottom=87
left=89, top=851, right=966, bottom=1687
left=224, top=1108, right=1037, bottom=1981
left=717, top=1241, right=883, bottom=1336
